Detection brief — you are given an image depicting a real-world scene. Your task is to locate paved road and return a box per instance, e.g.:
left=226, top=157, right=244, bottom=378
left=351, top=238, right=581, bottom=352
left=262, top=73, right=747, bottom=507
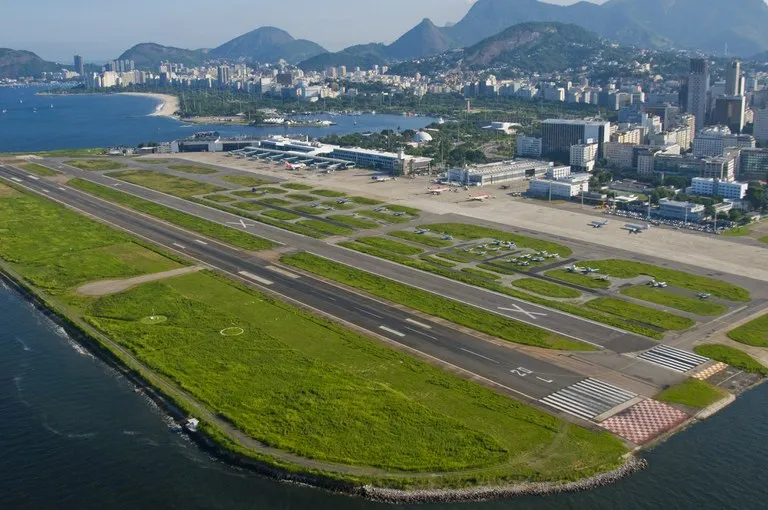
left=1, top=163, right=595, bottom=402
left=42, top=159, right=656, bottom=354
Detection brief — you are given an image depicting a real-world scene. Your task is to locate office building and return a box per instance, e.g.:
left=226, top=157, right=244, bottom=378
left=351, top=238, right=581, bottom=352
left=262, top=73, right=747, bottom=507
left=725, top=60, right=742, bottom=97
left=528, top=174, right=590, bottom=199
left=446, top=159, right=551, bottom=186
left=658, top=199, right=705, bottom=221
left=73, top=54, right=84, bottom=75
left=516, top=136, right=542, bottom=158
left=217, top=66, right=231, bottom=88
left=689, top=178, right=748, bottom=199
left=739, top=148, right=768, bottom=181
left=570, top=141, right=598, bottom=172
left=693, top=126, right=755, bottom=157
left=541, top=119, right=610, bottom=162
left=604, top=142, right=637, bottom=170
left=753, top=108, right=768, bottom=143
left=686, top=59, right=710, bottom=132
left=714, top=95, right=746, bottom=133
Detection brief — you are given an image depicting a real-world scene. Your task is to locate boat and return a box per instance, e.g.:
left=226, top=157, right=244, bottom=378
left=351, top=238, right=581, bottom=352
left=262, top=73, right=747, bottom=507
left=1, top=109, right=6, bottom=114
left=184, top=418, right=200, bottom=432
left=50, top=104, right=54, bottom=109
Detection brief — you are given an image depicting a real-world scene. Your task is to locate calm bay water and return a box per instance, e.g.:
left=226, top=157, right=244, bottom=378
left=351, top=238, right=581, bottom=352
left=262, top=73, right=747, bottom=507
left=0, top=86, right=435, bottom=153
left=0, top=86, right=766, bottom=509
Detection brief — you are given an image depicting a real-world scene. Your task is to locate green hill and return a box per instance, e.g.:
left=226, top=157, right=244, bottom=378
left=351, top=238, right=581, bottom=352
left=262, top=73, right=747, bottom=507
left=0, top=48, right=63, bottom=78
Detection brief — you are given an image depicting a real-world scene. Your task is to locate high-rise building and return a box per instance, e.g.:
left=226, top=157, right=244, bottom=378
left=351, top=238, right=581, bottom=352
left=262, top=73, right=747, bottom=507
left=73, top=54, right=84, bottom=75
left=714, top=95, right=746, bottom=133
left=725, top=60, right=741, bottom=97
left=540, top=119, right=610, bottom=163
left=753, top=108, right=768, bottom=143
left=217, top=66, right=231, bottom=88
left=686, top=59, right=710, bottom=132
left=739, top=148, right=768, bottom=181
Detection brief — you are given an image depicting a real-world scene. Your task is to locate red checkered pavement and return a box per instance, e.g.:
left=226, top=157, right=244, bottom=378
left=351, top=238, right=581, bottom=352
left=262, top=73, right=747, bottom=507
left=692, top=362, right=728, bottom=381
left=599, top=399, right=690, bottom=445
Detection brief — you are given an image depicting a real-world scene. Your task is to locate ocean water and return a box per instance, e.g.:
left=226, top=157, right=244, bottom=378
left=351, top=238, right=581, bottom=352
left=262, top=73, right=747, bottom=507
left=0, top=86, right=436, bottom=153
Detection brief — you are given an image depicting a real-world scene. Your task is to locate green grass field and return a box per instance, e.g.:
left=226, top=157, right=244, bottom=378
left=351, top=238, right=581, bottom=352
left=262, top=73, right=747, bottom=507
left=694, top=345, right=768, bottom=376
left=656, top=379, right=727, bottom=409
left=280, top=182, right=313, bottom=191
left=69, top=179, right=275, bottom=252
left=759, top=236, right=768, bottom=244
left=220, top=175, right=275, bottom=187
left=232, top=202, right=265, bottom=212
left=421, top=256, right=457, bottom=268
left=512, top=279, right=581, bottom=299
left=202, top=194, right=236, bottom=204
left=728, top=314, right=768, bottom=348
left=621, top=286, right=726, bottom=316
left=721, top=226, right=752, bottom=237
left=137, top=159, right=173, bottom=165
left=263, top=210, right=301, bottom=221
left=283, top=253, right=595, bottom=352
left=348, top=196, right=384, bottom=206
left=285, top=194, right=316, bottom=202
left=293, top=205, right=323, bottom=215
left=390, top=231, right=452, bottom=248
left=259, top=198, right=292, bottom=207
left=580, top=260, right=750, bottom=302
left=385, top=205, right=421, bottom=216
left=85, top=269, right=624, bottom=480
left=22, top=163, right=59, bottom=176
left=545, top=270, right=611, bottom=289
left=586, top=298, right=694, bottom=331
left=2, top=148, right=106, bottom=158
left=108, top=170, right=225, bottom=197
left=462, top=267, right=501, bottom=280
left=357, top=210, right=411, bottom=224
left=323, top=200, right=356, bottom=211
left=168, top=164, right=218, bottom=175
left=328, top=215, right=379, bottom=230
left=295, top=219, right=353, bottom=236
left=422, top=223, right=572, bottom=257
left=355, top=237, right=424, bottom=256
left=311, top=189, right=347, bottom=198
left=0, top=182, right=185, bottom=297
left=68, top=159, right=128, bottom=171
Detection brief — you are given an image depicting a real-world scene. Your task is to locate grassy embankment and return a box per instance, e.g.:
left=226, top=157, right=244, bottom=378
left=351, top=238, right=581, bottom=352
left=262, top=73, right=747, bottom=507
left=68, top=159, right=128, bottom=171
left=390, top=231, right=452, bottom=248
left=586, top=298, right=695, bottom=331
left=545, top=269, right=611, bottom=290
left=728, top=314, right=768, bottom=348
left=0, top=181, right=627, bottom=488
left=423, top=223, right=573, bottom=257
left=512, top=279, right=581, bottom=299
left=311, top=189, right=347, bottom=198
left=68, top=179, right=275, bottom=251
left=281, top=182, right=313, bottom=191
left=22, top=163, right=59, bottom=176
left=620, top=286, right=727, bottom=316
left=329, top=215, right=379, bottom=230
left=358, top=210, right=411, bottom=224
left=656, top=379, right=728, bottom=409
left=167, top=164, right=218, bottom=175
left=694, top=345, right=768, bottom=376
left=282, top=252, right=594, bottom=352
left=220, top=175, right=275, bottom=187
left=580, top=260, right=750, bottom=302
left=2, top=148, right=106, bottom=158
left=108, top=169, right=224, bottom=197
left=202, top=194, right=236, bottom=204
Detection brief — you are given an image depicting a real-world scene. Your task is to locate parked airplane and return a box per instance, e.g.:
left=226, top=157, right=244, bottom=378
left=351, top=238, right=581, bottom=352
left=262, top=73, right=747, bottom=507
left=468, top=194, right=491, bottom=202
left=337, top=199, right=349, bottom=204
left=583, top=267, right=600, bottom=274
left=566, top=265, right=583, bottom=273
left=590, top=221, right=609, bottom=229
left=649, top=280, right=668, bottom=288
left=697, top=293, right=711, bottom=299
left=428, top=186, right=450, bottom=195
left=285, top=162, right=306, bottom=170
left=372, top=176, right=392, bottom=182
left=624, top=223, right=650, bottom=234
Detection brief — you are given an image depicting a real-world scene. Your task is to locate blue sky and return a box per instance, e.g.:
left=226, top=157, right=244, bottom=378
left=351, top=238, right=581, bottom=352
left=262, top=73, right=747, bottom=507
left=1, top=0, right=594, bottom=62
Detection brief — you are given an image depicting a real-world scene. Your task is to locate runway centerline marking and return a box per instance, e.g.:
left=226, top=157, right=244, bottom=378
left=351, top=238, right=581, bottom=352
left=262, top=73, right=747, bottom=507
left=498, top=304, right=547, bottom=320
left=266, top=265, right=300, bottom=279
left=194, top=239, right=208, bottom=246
left=172, top=243, right=186, bottom=250
left=537, top=377, right=554, bottom=383
left=405, top=318, right=433, bottom=329
left=10, top=177, right=22, bottom=183
left=355, top=307, right=383, bottom=319
left=238, top=271, right=273, bottom=286
left=404, top=326, right=438, bottom=340
left=58, top=187, right=66, bottom=191
left=226, top=219, right=256, bottom=230
left=460, top=348, right=500, bottom=364
left=42, top=189, right=50, bottom=194
left=379, top=326, right=405, bottom=338
left=27, top=175, right=39, bottom=180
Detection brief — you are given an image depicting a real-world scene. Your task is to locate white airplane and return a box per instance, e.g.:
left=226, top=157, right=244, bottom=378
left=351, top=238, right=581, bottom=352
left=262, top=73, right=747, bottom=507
left=583, top=267, right=600, bottom=274
left=590, top=221, right=609, bottom=229
left=372, top=176, right=392, bottom=182
left=566, top=265, right=583, bottom=273
left=624, top=223, right=650, bottom=234
left=337, top=199, right=349, bottom=204
left=442, top=235, right=454, bottom=241
left=428, top=186, right=450, bottom=195
left=468, top=194, right=491, bottom=202
left=285, top=162, right=306, bottom=170
left=649, top=280, right=668, bottom=288
left=697, top=293, right=711, bottom=299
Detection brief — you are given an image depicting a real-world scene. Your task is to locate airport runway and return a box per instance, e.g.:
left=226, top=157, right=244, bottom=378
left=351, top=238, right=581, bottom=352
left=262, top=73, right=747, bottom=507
left=40, top=159, right=657, bottom=354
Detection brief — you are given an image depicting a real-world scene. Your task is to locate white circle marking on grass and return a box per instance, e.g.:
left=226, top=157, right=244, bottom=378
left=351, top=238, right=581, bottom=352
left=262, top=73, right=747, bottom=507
left=220, top=327, right=245, bottom=337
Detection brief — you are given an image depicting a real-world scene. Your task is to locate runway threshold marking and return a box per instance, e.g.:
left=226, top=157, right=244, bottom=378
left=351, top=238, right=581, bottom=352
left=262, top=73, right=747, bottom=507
left=379, top=326, right=406, bottom=338
left=27, top=175, right=39, bottom=181
left=498, top=304, right=548, bottom=320
left=194, top=239, right=208, bottom=246
left=405, top=318, right=432, bottom=329
left=460, top=348, right=500, bottom=364
left=172, top=243, right=186, bottom=250
left=355, top=307, right=383, bottom=319
left=238, top=271, right=274, bottom=286
left=266, top=265, right=300, bottom=279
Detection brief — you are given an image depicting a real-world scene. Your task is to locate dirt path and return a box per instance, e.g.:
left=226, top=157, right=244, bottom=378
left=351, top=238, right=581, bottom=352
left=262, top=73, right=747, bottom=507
left=77, top=266, right=202, bottom=296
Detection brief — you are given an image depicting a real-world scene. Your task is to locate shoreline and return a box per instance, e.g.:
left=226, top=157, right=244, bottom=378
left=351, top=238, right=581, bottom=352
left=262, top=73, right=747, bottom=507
left=118, top=92, right=180, bottom=118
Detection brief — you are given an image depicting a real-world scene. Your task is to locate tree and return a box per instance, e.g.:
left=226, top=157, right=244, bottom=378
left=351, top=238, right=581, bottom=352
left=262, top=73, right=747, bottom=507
left=728, top=209, right=744, bottom=222
left=704, top=204, right=717, bottom=218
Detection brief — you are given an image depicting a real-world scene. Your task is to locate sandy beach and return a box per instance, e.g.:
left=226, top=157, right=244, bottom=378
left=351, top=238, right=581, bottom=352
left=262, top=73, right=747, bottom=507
left=120, top=92, right=180, bottom=118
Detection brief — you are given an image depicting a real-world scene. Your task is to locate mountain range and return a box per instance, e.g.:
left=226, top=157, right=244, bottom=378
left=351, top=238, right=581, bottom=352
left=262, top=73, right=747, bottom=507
left=0, top=48, right=64, bottom=79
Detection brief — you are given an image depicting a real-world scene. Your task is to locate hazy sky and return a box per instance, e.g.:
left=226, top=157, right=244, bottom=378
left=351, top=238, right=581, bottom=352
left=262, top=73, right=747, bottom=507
left=1, top=0, right=601, bottom=62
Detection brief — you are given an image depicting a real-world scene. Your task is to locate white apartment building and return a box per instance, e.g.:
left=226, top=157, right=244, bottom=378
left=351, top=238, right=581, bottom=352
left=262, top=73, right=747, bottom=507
left=689, top=177, right=748, bottom=199
left=604, top=142, right=636, bottom=170
left=528, top=174, right=590, bottom=198
left=693, top=126, right=756, bottom=157
left=570, top=141, right=599, bottom=172
left=516, top=136, right=542, bottom=158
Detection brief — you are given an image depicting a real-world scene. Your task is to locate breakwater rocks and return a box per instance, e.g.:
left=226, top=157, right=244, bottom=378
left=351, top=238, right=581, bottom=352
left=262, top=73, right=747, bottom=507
left=361, top=456, right=648, bottom=504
